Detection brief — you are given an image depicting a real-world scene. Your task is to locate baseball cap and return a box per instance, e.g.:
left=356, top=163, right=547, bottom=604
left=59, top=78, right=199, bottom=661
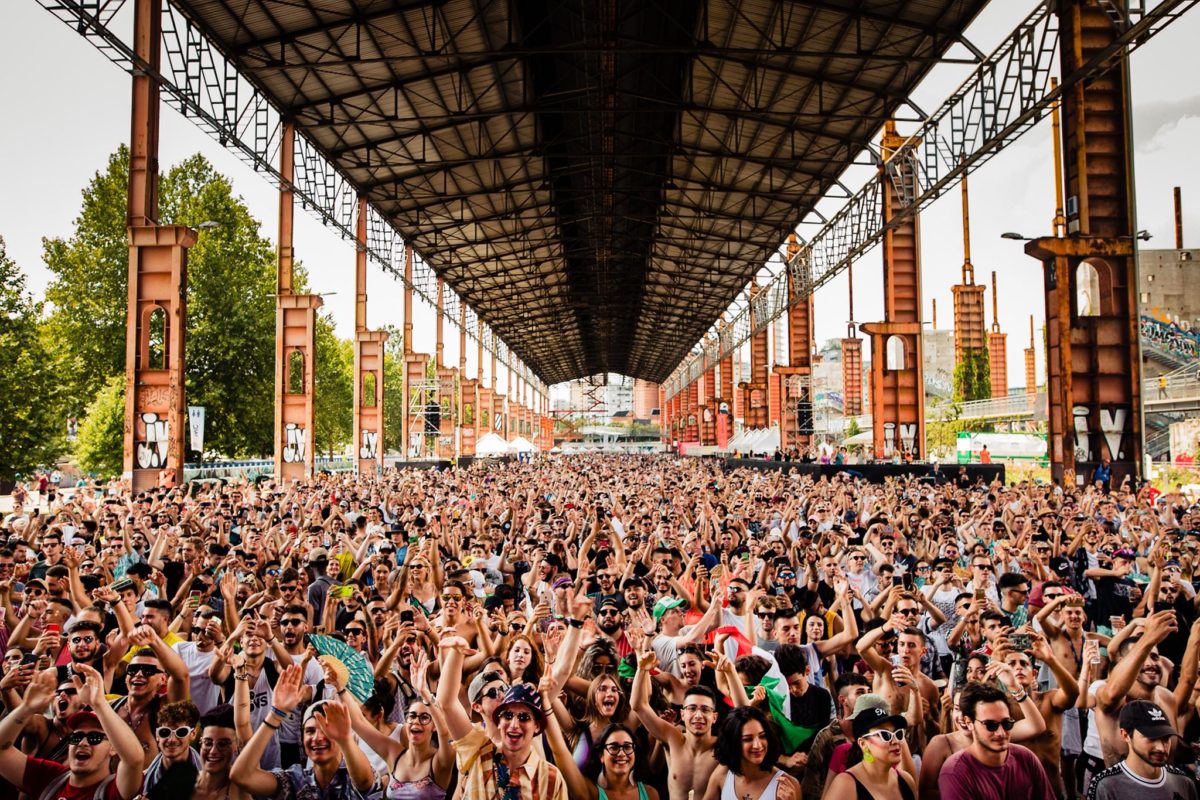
left=468, top=670, right=507, bottom=704
left=1113, top=548, right=1137, bottom=561
left=306, top=547, right=329, bottom=563
left=65, top=711, right=103, bottom=732
left=851, top=696, right=906, bottom=739
left=652, top=597, right=685, bottom=621
left=1119, top=699, right=1178, bottom=739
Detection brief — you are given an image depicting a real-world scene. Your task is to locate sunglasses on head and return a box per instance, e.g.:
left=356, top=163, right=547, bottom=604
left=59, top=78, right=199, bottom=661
left=861, top=728, right=906, bottom=744
left=976, top=718, right=1016, bottom=732
left=156, top=726, right=192, bottom=740
left=67, top=731, right=107, bottom=746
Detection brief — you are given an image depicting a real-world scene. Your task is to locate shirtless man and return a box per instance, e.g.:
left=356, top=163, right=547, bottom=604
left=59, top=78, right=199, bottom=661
left=632, top=650, right=720, bottom=800
left=1035, top=592, right=1087, bottom=676
left=1095, top=610, right=1200, bottom=766
left=856, top=619, right=941, bottom=744
left=1002, top=631, right=1080, bottom=796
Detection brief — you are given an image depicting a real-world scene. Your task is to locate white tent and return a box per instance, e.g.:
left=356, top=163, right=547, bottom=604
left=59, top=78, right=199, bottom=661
left=508, top=436, right=537, bottom=453
left=474, top=432, right=511, bottom=456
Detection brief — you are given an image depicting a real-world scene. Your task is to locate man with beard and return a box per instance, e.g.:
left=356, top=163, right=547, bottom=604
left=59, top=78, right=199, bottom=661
left=16, top=677, right=85, bottom=763
left=231, top=666, right=376, bottom=800
left=594, top=597, right=630, bottom=652
left=0, top=665, right=144, bottom=800
left=632, top=650, right=722, bottom=800
left=211, top=617, right=290, bottom=769
left=374, top=624, right=424, bottom=721
left=801, top=673, right=870, bottom=800
left=174, top=606, right=225, bottom=715
left=939, top=683, right=1056, bottom=800
left=621, top=576, right=648, bottom=613
left=1001, top=632, right=1080, bottom=798
left=1094, top=610, right=1200, bottom=766
left=56, top=620, right=105, bottom=685
left=1086, top=700, right=1197, bottom=800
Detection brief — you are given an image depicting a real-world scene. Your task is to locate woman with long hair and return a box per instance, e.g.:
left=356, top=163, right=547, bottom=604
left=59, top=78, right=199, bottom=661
left=702, top=706, right=799, bottom=800
left=504, top=633, right=544, bottom=685
left=559, top=673, right=633, bottom=769
left=539, top=675, right=658, bottom=800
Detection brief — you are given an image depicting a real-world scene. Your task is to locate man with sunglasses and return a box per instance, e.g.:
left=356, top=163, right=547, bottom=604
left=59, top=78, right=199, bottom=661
left=939, top=682, right=1056, bottom=800
left=174, top=606, right=225, bottom=714
left=142, top=700, right=201, bottom=799
left=0, top=665, right=144, bottom=800
left=12, top=678, right=85, bottom=764
left=113, top=642, right=189, bottom=769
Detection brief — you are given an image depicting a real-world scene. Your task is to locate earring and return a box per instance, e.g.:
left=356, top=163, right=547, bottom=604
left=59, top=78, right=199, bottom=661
left=862, top=747, right=876, bottom=764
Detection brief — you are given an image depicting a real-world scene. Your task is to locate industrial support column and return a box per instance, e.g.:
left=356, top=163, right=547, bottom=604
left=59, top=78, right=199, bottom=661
left=702, top=357, right=717, bottom=446
left=717, top=322, right=734, bottom=448
left=272, top=122, right=322, bottom=482
left=987, top=272, right=1008, bottom=399
left=1025, top=317, right=1038, bottom=396
left=459, top=306, right=477, bottom=456
left=477, top=323, right=493, bottom=438
left=741, top=283, right=770, bottom=429
left=352, top=197, right=388, bottom=477
left=861, top=121, right=926, bottom=459
left=776, top=234, right=815, bottom=451
left=434, top=280, right=456, bottom=459
left=1024, top=0, right=1143, bottom=485
left=400, top=246, right=431, bottom=458
left=123, top=0, right=195, bottom=490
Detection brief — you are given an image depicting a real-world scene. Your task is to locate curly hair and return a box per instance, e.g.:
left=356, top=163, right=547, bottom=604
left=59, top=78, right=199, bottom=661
left=158, top=700, right=200, bottom=729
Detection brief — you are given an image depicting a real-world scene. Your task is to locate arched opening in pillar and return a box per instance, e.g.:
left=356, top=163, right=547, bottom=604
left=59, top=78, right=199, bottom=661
left=885, top=335, right=906, bottom=371
left=287, top=350, right=305, bottom=395
left=145, top=306, right=167, bottom=369
left=1075, top=259, right=1113, bottom=318
left=362, top=372, right=377, bottom=407
left=463, top=403, right=474, bottom=425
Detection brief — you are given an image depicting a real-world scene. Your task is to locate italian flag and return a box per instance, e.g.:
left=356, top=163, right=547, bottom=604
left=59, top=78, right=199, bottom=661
left=714, top=625, right=822, bottom=754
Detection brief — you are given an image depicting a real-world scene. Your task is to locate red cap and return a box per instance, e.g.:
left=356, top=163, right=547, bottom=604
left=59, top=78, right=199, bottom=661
left=65, top=711, right=102, bottom=732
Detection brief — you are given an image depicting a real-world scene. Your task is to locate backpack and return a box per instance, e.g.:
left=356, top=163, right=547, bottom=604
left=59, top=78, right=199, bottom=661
left=37, top=771, right=116, bottom=800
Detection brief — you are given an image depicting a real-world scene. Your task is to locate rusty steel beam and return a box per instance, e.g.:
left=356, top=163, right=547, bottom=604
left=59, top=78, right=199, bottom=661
left=862, top=121, right=925, bottom=460
left=1024, top=0, right=1145, bottom=486
left=354, top=196, right=388, bottom=476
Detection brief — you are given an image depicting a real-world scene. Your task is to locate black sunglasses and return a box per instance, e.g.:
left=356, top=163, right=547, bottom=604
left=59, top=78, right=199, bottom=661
left=68, top=731, right=108, bottom=746
left=126, top=664, right=162, bottom=677
left=481, top=685, right=509, bottom=701
left=977, top=718, right=1016, bottom=732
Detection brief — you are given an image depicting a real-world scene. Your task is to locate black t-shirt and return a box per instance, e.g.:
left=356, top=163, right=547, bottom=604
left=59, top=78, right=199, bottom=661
left=160, top=560, right=186, bottom=599
left=1093, top=575, right=1136, bottom=626
left=788, top=684, right=833, bottom=752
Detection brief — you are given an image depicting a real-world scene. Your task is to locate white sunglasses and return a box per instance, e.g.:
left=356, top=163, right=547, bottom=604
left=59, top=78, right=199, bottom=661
left=861, top=728, right=906, bottom=744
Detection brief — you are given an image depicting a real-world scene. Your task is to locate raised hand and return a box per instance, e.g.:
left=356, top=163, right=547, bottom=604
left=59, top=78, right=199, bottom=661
left=314, top=701, right=353, bottom=743
left=21, top=667, right=58, bottom=712
left=70, top=662, right=106, bottom=709
left=637, top=649, right=658, bottom=672
left=272, top=664, right=305, bottom=714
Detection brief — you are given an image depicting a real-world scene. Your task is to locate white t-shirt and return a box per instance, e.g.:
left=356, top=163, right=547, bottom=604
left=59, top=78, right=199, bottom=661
left=173, top=641, right=221, bottom=714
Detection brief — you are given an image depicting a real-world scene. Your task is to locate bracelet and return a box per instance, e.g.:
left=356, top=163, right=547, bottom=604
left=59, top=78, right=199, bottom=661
left=567, top=618, right=584, bottom=629
left=1010, top=691, right=1028, bottom=702
left=234, top=672, right=250, bottom=681
left=270, top=705, right=288, bottom=718
left=263, top=720, right=281, bottom=730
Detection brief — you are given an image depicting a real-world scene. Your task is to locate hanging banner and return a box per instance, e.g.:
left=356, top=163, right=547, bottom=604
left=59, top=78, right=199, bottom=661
left=188, top=406, right=206, bottom=453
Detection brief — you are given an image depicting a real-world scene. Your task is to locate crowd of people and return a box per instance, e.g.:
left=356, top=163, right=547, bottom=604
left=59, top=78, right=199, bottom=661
left=1, top=454, right=1200, bottom=800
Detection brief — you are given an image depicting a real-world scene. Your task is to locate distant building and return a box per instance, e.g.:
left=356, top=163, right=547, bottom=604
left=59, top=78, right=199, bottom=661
left=1139, top=247, right=1200, bottom=328
left=632, top=379, right=659, bottom=420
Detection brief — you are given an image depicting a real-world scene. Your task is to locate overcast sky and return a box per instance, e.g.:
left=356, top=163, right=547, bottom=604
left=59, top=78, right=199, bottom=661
left=1, top=1, right=1197, bottom=401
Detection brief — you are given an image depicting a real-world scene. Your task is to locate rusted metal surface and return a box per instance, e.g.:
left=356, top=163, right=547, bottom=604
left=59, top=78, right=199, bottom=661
left=863, top=121, right=925, bottom=459
left=842, top=337, right=864, bottom=416
left=702, top=368, right=717, bottom=446
left=779, top=233, right=814, bottom=450
left=276, top=294, right=322, bottom=481
left=353, top=196, right=387, bottom=476
left=1023, top=0, right=1143, bottom=485
left=988, top=272, right=1007, bottom=399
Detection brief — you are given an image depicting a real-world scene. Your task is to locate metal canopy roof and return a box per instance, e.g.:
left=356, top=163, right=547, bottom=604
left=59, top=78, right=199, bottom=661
left=171, top=0, right=989, bottom=384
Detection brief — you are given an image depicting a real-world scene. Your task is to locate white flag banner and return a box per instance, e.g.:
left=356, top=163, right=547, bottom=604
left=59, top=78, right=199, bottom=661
left=188, top=406, right=206, bottom=453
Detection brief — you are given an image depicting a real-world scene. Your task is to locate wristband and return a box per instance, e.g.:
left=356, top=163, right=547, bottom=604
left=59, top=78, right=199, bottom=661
left=1009, top=691, right=1028, bottom=702
left=263, top=719, right=281, bottom=730
left=270, top=705, right=288, bottom=718
left=567, top=618, right=584, bottom=629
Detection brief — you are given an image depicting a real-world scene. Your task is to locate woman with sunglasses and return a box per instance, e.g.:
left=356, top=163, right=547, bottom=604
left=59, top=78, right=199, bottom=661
left=342, top=650, right=452, bottom=800
left=823, top=704, right=915, bottom=800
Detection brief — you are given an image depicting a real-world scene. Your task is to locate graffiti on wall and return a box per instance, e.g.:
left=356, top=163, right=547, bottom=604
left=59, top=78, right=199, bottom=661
left=283, top=423, right=307, bottom=463
left=360, top=430, right=378, bottom=460
left=1072, top=405, right=1128, bottom=462
left=136, top=412, right=168, bottom=469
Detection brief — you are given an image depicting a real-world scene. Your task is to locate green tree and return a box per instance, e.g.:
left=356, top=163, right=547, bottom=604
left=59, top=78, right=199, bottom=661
left=846, top=416, right=861, bottom=439
left=953, top=347, right=992, bottom=402
left=380, top=325, right=406, bottom=454
left=74, top=374, right=125, bottom=477
left=42, top=148, right=131, bottom=413
left=43, top=147, right=282, bottom=458
left=314, top=316, right=353, bottom=457
left=160, top=155, right=278, bottom=457
left=0, top=237, right=63, bottom=479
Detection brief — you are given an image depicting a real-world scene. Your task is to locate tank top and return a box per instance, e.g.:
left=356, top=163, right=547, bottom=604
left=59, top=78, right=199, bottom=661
left=385, top=755, right=447, bottom=800
left=720, top=769, right=784, bottom=800
left=598, top=783, right=649, bottom=800
left=848, top=771, right=915, bottom=800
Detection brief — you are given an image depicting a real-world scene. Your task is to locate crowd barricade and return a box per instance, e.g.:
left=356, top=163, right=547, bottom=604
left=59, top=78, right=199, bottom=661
left=724, top=458, right=1005, bottom=485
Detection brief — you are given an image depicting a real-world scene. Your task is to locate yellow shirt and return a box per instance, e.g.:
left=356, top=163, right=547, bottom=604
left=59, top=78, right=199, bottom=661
left=453, top=728, right=566, bottom=800
left=122, top=630, right=184, bottom=662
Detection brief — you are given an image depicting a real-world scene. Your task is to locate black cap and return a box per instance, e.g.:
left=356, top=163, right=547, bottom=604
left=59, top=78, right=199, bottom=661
left=852, top=705, right=907, bottom=740
left=1119, top=700, right=1178, bottom=739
